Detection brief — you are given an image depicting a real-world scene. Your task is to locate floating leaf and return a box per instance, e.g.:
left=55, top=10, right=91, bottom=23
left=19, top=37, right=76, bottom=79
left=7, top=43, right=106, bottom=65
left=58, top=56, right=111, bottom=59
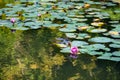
left=112, top=39, right=120, bottom=44
left=71, top=40, right=88, bottom=47
left=76, top=33, right=91, bottom=39
left=109, top=44, right=120, bottom=48
left=81, top=44, right=110, bottom=51
left=55, top=43, right=67, bottom=48
left=65, top=33, right=76, bottom=38
left=88, top=51, right=103, bottom=55
left=88, top=37, right=113, bottom=43
left=112, top=51, right=120, bottom=57
left=97, top=56, right=111, bottom=60
left=110, top=57, right=120, bottom=61
left=60, top=47, right=71, bottom=53
left=91, top=22, right=104, bottom=27
left=109, top=21, right=119, bottom=24
left=59, top=28, right=76, bottom=32
left=88, top=29, right=107, bottom=33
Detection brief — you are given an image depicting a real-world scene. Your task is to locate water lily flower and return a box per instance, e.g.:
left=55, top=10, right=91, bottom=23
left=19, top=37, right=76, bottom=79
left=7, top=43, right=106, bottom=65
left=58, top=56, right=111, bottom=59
left=37, top=13, right=41, bottom=17
left=70, top=46, right=79, bottom=59
left=70, top=46, right=79, bottom=54
left=10, top=18, right=16, bottom=23
left=11, top=29, right=16, bottom=33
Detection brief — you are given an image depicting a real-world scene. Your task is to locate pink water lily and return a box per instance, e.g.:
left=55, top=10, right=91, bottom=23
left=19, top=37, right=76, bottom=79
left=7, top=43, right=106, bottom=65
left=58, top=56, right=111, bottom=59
left=10, top=18, right=16, bottom=23
left=70, top=46, right=79, bottom=54
left=37, top=13, right=41, bottom=17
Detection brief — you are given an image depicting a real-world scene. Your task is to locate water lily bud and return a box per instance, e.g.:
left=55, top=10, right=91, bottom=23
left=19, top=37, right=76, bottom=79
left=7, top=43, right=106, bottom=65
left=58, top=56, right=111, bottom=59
left=10, top=18, right=16, bottom=23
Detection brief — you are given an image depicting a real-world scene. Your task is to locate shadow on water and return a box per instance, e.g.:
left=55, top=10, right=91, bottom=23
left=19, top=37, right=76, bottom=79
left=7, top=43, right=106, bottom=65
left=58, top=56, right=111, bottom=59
left=54, top=54, right=120, bottom=80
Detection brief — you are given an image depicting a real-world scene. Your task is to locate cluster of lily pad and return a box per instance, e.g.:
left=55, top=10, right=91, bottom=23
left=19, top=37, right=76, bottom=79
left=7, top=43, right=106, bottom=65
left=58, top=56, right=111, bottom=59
left=0, top=0, right=120, bottom=61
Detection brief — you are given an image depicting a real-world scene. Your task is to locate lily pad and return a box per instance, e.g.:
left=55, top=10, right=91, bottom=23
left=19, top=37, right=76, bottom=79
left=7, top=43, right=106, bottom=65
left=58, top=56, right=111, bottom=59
left=76, top=33, right=91, bottom=39
left=91, top=22, right=104, bottom=27
left=81, top=44, right=110, bottom=51
left=88, top=51, right=103, bottom=55
left=65, top=33, right=76, bottom=38
left=110, top=57, right=120, bottom=62
left=102, top=53, right=112, bottom=57
left=55, top=43, right=67, bottom=48
left=88, top=29, right=107, bottom=33
left=114, top=10, right=120, bottom=14
left=71, top=40, right=88, bottom=47
left=109, top=21, right=119, bottom=24
left=11, top=26, right=29, bottom=30
left=59, top=28, right=76, bottom=32
left=112, top=39, right=120, bottom=44
left=60, top=47, right=71, bottom=53
left=112, top=51, right=120, bottom=57
left=79, top=48, right=103, bottom=55
left=97, top=56, right=111, bottom=60
left=24, top=21, right=42, bottom=29
left=88, top=37, right=113, bottom=43
left=109, top=44, right=120, bottom=48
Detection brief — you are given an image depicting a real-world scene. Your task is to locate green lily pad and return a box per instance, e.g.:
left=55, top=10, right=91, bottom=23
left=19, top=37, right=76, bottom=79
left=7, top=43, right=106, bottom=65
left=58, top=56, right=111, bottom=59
left=102, top=53, right=112, bottom=57
left=20, top=0, right=34, bottom=3
left=111, top=24, right=120, bottom=28
left=81, top=44, right=110, bottom=51
left=109, top=44, right=120, bottom=48
left=112, top=27, right=120, bottom=31
left=112, top=39, right=120, bottom=44
left=112, top=51, right=120, bottom=57
left=110, top=57, right=120, bottom=62
left=59, top=28, right=76, bottom=32
left=111, top=34, right=120, bottom=38
left=59, top=24, right=77, bottom=32
left=97, top=56, right=111, bottom=60
left=88, top=37, right=113, bottom=43
left=11, top=26, right=29, bottom=30
left=65, top=33, right=76, bottom=38
left=109, top=21, right=119, bottom=24
left=98, top=53, right=113, bottom=61
left=24, top=21, right=42, bottom=29
left=55, top=43, right=67, bottom=48
left=88, top=29, right=107, bottom=33
left=101, top=6, right=106, bottom=9
left=106, top=2, right=116, bottom=7
left=60, top=47, right=71, bottom=53
left=79, top=49, right=103, bottom=55
left=76, top=33, right=90, bottom=39
left=85, top=15, right=94, bottom=18
left=88, top=51, right=103, bottom=55
left=71, top=18, right=87, bottom=22
left=71, top=40, right=88, bottom=47
left=114, top=10, right=120, bottom=14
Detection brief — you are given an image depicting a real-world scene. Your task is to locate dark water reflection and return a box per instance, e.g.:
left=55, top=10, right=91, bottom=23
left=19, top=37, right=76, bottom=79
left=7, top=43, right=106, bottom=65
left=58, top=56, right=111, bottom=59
left=0, top=27, right=120, bottom=80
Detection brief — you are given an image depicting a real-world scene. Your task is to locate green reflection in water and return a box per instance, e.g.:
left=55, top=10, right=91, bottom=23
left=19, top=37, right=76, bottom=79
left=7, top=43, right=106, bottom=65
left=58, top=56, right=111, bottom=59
left=0, top=27, right=120, bottom=80
left=0, top=0, right=120, bottom=80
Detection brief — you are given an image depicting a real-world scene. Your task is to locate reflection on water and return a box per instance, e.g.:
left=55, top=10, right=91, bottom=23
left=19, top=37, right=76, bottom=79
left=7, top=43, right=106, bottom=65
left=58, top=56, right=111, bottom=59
left=0, top=27, right=120, bottom=80
left=0, top=0, right=15, bottom=8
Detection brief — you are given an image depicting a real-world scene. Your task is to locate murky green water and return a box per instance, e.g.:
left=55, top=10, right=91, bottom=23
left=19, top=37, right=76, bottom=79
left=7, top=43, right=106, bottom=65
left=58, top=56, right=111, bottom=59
left=0, top=0, right=120, bottom=80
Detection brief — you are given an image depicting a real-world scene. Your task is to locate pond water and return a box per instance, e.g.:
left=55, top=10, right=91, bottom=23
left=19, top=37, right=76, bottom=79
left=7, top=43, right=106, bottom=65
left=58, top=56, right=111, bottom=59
left=0, top=0, right=120, bottom=80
